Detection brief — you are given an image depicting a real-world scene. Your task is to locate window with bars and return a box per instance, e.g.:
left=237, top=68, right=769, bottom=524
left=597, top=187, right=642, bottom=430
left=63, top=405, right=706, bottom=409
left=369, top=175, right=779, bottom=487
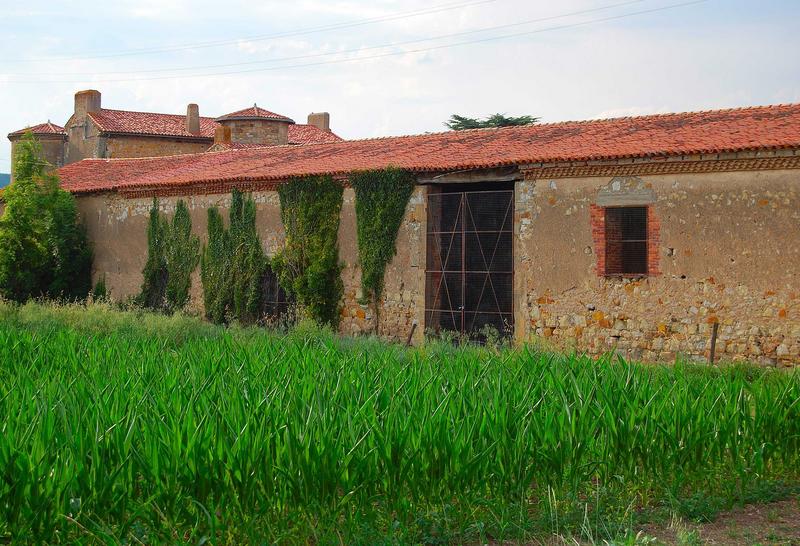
left=604, top=206, right=648, bottom=276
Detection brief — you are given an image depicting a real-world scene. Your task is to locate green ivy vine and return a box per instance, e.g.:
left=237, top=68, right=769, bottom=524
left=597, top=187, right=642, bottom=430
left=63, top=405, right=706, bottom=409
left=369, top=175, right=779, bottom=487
left=351, top=167, right=415, bottom=329
left=272, top=175, right=344, bottom=328
left=137, top=198, right=200, bottom=312
left=200, top=189, right=272, bottom=325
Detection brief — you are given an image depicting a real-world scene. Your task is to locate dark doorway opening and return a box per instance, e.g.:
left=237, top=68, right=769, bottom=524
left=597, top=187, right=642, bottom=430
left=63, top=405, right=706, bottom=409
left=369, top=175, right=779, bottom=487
left=425, top=182, right=514, bottom=343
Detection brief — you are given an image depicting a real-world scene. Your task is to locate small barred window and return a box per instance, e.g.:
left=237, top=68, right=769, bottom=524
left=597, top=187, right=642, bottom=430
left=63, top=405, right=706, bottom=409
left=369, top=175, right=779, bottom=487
left=604, top=206, right=648, bottom=276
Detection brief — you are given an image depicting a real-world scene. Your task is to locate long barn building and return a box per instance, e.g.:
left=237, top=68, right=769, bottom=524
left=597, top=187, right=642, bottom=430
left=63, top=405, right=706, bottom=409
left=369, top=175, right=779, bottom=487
left=10, top=91, right=800, bottom=365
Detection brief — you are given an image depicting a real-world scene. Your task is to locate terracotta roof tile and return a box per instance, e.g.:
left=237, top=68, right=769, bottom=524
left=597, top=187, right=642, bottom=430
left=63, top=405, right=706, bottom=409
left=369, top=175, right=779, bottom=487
left=88, top=109, right=217, bottom=138
left=85, top=109, right=337, bottom=145
left=59, top=104, right=800, bottom=195
left=287, top=124, right=343, bottom=145
left=215, top=105, right=293, bottom=123
left=8, top=121, right=66, bottom=137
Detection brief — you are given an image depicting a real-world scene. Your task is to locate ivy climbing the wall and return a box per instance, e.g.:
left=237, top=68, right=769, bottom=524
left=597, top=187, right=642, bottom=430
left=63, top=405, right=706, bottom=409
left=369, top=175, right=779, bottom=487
left=272, top=175, right=344, bottom=328
left=200, top=189, right=272, bottom=325
left=350, top=167, right=415, bottom=330
left=137, top=199, right=200, bottom=312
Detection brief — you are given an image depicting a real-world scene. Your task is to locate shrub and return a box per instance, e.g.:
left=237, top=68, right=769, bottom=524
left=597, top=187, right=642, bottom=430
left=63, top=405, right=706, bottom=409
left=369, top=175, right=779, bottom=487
left=272, top=175, right=343, bottom=327
left=0, top=132, right=92, bottom=302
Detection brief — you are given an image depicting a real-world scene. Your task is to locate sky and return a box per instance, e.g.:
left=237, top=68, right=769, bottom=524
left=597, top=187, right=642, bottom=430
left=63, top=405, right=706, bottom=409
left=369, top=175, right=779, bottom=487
left=1, top=0, right=799, bottom=173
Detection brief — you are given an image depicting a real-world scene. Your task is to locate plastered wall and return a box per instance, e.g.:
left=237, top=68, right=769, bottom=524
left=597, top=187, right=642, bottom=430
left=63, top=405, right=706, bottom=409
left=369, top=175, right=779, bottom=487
left=514, top=169, right=800, bottom=365
left=76, top=186, right=427, bottom=344
left=74, top=167, right=800, bottom=363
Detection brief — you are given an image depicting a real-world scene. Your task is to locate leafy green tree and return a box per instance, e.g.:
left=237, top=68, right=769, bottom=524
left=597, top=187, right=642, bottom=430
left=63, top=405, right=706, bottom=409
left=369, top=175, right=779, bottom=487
left=0, top=132, right=92, bottom=302
left=445, top=113, right=539, bottom=130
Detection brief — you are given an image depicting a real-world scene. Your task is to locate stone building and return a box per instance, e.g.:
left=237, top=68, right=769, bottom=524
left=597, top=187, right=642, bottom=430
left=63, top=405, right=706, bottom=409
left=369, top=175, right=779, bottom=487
left=16, top=99, right=800, bottom=364
left=6, top=89, right=341, bottom=182
left=7, top=122, right=68, bottom=180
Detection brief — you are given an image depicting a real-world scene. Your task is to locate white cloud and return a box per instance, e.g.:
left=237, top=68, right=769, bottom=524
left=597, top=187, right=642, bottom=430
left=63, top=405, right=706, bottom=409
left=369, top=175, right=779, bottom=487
left=0, top=0, right=798, bottom=168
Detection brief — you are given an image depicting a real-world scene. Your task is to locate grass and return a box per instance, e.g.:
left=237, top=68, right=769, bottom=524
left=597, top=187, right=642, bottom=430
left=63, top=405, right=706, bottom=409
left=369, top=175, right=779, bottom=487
left=0, top=301, right=798, bottom=544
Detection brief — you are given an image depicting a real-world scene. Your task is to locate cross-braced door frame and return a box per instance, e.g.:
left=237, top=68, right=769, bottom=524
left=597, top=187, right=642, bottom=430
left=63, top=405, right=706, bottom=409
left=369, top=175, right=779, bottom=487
left=425, top=184, right=514, bottom=341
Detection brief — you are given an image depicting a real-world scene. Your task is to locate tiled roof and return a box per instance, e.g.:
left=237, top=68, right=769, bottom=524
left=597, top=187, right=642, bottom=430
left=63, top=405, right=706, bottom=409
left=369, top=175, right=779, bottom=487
left=211, top=125, right=342, bottom=147
left=287, top=124, right=343, bottom=145
left=8, top=121, right=66, bottom=137
left=59, top=104, right=800, bottom=195
left=88, top=109, right=217, bottom=138
left=85, top=108, right=336, bottom=145
left=215, top=105, right=294, bottom=123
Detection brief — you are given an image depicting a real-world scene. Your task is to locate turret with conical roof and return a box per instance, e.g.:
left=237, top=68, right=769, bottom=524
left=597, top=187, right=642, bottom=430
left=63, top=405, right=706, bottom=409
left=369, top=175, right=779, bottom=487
left=7, top=121, right=68, bottom=182
left=213, top=104, right=295, bottom=146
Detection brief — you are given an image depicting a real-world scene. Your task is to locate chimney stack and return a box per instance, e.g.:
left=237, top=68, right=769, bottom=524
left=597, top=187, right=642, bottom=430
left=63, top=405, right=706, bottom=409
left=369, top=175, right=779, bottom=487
left=74, top=90, right=101, bottom=118
left=307, top=112, right=331, bottom=132
left=214, top=124, right=231, bottom=144
left=186, top=103, right=200, bottom=134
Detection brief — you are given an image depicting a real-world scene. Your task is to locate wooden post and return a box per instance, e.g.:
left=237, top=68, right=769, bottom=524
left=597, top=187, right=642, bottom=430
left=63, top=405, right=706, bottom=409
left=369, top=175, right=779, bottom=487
left=709, top=322, right=719, bottom=365
left=405, top=322, right=418, bottom=347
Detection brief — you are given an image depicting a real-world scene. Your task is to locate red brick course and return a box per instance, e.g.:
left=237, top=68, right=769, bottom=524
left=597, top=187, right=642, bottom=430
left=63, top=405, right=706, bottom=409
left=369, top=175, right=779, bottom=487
left=590, top=204, right=660, bottom=277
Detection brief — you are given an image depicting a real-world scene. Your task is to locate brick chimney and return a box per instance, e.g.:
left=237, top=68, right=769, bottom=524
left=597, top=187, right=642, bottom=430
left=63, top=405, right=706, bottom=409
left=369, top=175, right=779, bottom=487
left=307, top=112, right=331, bottom=132
left=74, top=90, right=101, bottom=118
left=186, top=103, right=200, bottom=134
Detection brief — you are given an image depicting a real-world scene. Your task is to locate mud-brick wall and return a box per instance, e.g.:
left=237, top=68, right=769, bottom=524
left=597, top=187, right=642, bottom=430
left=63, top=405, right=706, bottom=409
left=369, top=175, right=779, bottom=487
left=514, top=169, right=800, bottom=365
left=75, top=186, right=426, bottom=344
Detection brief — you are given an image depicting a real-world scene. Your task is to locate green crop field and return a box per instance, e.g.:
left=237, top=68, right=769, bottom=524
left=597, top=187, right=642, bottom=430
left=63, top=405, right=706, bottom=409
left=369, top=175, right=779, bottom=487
left=0, top=302, right=798, bottom=544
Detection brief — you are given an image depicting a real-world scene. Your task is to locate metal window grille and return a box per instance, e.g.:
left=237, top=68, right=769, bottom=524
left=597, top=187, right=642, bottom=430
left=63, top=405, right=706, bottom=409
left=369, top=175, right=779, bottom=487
left=605, top=206, right=648, bottom=276
left=425, top=189, right=514, bottom=342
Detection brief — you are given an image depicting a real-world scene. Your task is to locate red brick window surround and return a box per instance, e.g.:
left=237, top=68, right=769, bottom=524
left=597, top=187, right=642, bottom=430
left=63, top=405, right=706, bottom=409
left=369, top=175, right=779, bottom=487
left=590, top=204, right=660, bottom=277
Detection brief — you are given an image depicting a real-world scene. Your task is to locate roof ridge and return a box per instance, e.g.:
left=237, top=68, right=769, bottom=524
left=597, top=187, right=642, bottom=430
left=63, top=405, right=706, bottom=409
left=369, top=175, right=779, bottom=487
left=97, top=108, right=218, bottom=121
left=313, top=102, right=800, bottom=145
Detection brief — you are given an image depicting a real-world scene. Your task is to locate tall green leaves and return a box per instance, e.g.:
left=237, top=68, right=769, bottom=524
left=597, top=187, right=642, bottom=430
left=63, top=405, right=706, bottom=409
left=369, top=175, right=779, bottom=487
left=137, top=199, right=200, bottom=312
left=351, top=167, right=414, bottom=310
left=200, top=189, right=270, bottom=324
left=0, top=132, right=92, bottom=302
left=273, top=176, right=343, bottom=327
left=1, top=302, right=799, bottom=543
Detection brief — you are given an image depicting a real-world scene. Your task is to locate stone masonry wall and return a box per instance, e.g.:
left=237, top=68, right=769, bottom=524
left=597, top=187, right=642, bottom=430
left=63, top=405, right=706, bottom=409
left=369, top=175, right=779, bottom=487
left=514, top=169, right=800, bottom=365
left=76, top=186, right=426, bottom=344
left=105, top=136, right=210, bottom=159
left=73, top=166, right=800, bottom=363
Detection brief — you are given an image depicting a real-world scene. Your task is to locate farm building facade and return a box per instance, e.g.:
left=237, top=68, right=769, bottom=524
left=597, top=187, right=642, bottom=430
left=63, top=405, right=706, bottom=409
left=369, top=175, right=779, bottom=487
left=8, top=91, right=800, bottom=365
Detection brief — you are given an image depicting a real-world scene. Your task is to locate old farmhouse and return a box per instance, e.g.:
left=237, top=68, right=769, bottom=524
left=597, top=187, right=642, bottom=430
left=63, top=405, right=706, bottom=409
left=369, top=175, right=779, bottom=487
left=7, top=90, right=800, bottom=365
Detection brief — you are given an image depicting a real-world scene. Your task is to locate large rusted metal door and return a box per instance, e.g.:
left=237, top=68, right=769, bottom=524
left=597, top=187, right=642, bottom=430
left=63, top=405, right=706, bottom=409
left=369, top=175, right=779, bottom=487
left=425, top=187, right=514, bottom=341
